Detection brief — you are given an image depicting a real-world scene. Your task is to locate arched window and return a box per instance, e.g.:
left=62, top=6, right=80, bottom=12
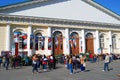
left=35, top=33, right=43, bottom=50
left=70, top=32, right=78, bottom=38
left=112, top=35, right=116, bottom=49
left=86, top=33, right=93, bottom=38
left=99, top=34, right=104, bottom=48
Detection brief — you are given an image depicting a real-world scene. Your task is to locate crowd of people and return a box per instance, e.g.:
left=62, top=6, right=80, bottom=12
left=32, top=54, right=56, bottom=74
left=0, top=52, right=119, bottom=75
left=0, top=54, right=23, bottom=70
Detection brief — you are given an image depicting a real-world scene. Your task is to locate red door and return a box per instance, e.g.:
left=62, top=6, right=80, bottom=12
left=86, top=38, right=94, bottom=54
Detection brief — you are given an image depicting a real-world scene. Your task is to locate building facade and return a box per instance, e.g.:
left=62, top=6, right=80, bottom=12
left=0, top=0, right=120, bottom=56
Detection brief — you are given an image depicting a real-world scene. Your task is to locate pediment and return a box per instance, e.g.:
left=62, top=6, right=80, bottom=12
left=0, top=0, right=120, bottom=24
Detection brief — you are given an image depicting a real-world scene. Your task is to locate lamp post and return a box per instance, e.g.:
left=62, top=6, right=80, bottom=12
left=109, top=44, right=112, bottom=54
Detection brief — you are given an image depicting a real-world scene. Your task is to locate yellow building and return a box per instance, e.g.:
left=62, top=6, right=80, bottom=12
left=0, top=0, right=120, bottom=56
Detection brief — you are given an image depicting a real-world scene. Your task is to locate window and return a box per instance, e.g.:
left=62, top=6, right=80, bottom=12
left=35, top=33, right=43, bottom=50
left=112, top=35, right=116, bottom=49
left=86, top=33, right=93, bottom=38
left=99, top=34, right=104, bottom=48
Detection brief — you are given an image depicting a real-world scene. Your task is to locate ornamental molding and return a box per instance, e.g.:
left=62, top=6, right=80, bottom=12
left=52, top=27, right=65, bottom=35
left=13, top=28, right=25, bottom=33
left=0, top=14, right=120, bottom=29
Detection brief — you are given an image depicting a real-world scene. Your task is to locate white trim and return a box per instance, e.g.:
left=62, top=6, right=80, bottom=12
left=6, top=24, right=11, bottom=51
left=27, top=25, right=32, bottom=56
left=81, top=29, right=85, bottom=53
left=47, top=27, right=52, bottom=55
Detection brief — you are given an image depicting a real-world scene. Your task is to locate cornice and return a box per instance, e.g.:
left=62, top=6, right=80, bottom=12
left=0, top=14, right=120, bottom=30
left=83, top=0, right=120, bottom=20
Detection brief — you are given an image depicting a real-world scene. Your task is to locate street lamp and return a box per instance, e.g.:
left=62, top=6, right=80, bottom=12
left=109, top=44, right=112, bottom=53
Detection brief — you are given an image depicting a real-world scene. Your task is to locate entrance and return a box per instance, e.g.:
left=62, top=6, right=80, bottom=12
left=53, top=31, right=63, bottom=55
left=85, top=33, right=94, bottom=54
left=70, top=32, right=79, bottom=55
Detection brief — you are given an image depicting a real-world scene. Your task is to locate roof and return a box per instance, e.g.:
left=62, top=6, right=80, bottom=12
left=0, top=0, right=120, bottom=24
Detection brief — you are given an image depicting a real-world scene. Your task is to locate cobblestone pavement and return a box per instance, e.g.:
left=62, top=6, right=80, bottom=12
left=0, top=60, right=120, bottom=80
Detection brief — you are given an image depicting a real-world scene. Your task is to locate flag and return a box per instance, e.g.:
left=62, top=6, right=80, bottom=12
left=48, top=37, right=52, bottom=50
left=35, top=36, right=38, bottom=50
left=14, top=32, right=20, bottom=43
left=30, top=34, right=34, bottom=49
left=22, top=33, right=27, bottom=49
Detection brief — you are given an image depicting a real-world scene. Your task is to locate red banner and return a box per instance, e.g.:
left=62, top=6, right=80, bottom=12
left=48, top=37, right=52, bottom=50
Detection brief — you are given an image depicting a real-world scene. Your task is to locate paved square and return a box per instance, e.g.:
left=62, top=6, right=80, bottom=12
left=0, top=60, right=120, bottom=80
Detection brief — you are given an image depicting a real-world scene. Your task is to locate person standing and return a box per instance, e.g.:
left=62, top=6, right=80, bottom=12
left=32, top=54, right=38, bottom=74
left=102, top=53, right=110, bottom=71
left=42, top=55, right=48, bottom=71
left=5, top=54, right=10, bottom=70
left=80, top=55, right=86, bottom=72
left=69, top=55, right=73, bottom=74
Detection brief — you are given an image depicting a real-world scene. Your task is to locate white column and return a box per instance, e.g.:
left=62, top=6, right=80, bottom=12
left=81, top=29, right=85, bottom=53
left=109, top=31, right=112, bottom=53
left=64, top=28, right=70, bottom=55
left=95, top=30, right=99, bottom=54
left=47, top=27, right=52, bottom=55
left=27, top=25, right=32, bottom=56
left=6, top=24, right=11, bottom=51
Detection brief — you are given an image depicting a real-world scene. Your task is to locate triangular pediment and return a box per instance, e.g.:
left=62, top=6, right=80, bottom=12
left=0, top=0, right=120, bottom=24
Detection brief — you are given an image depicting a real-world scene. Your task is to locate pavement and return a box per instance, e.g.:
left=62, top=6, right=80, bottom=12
left=0, top=60, right=120, bottom=80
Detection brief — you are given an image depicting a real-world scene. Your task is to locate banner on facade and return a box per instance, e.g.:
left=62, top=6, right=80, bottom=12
left=69, top=38, right=73, bottom=48
left=48, top=37, right=52, bottom=50
left=30, top=34, right=34, bottom=49
left=14, top=32, right=20, bottom=43
left=40, top=37, right=45, bottom=50
left=22, top=33, right=27, bottom=49
left=35, top=36, right=38, bottom=50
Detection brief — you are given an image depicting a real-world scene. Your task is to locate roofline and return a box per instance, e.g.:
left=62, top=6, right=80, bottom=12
left=82, top=0, right=120, bottom=20
left=0, top=0, right=50, bottom=10
left=0, top=0, right=120, bottom=20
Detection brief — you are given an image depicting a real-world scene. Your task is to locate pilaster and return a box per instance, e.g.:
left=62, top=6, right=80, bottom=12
left=6, top=24, right=11, bottom=51
left=81, top=29, right=85, bottom=53
left=27, top=25, right=32, bottom=56
left=64, top=28, right=70, bottom=55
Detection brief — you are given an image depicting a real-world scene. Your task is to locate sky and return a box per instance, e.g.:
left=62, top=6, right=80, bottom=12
left=0, top=0, right=30, bottom=7
left=93, top=0, right=120, bottom=16
left=0, top=0, right=120, bottom=16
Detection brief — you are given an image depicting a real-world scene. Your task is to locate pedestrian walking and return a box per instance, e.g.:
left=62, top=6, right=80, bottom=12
left=102, top=53, right=110, bottom=72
